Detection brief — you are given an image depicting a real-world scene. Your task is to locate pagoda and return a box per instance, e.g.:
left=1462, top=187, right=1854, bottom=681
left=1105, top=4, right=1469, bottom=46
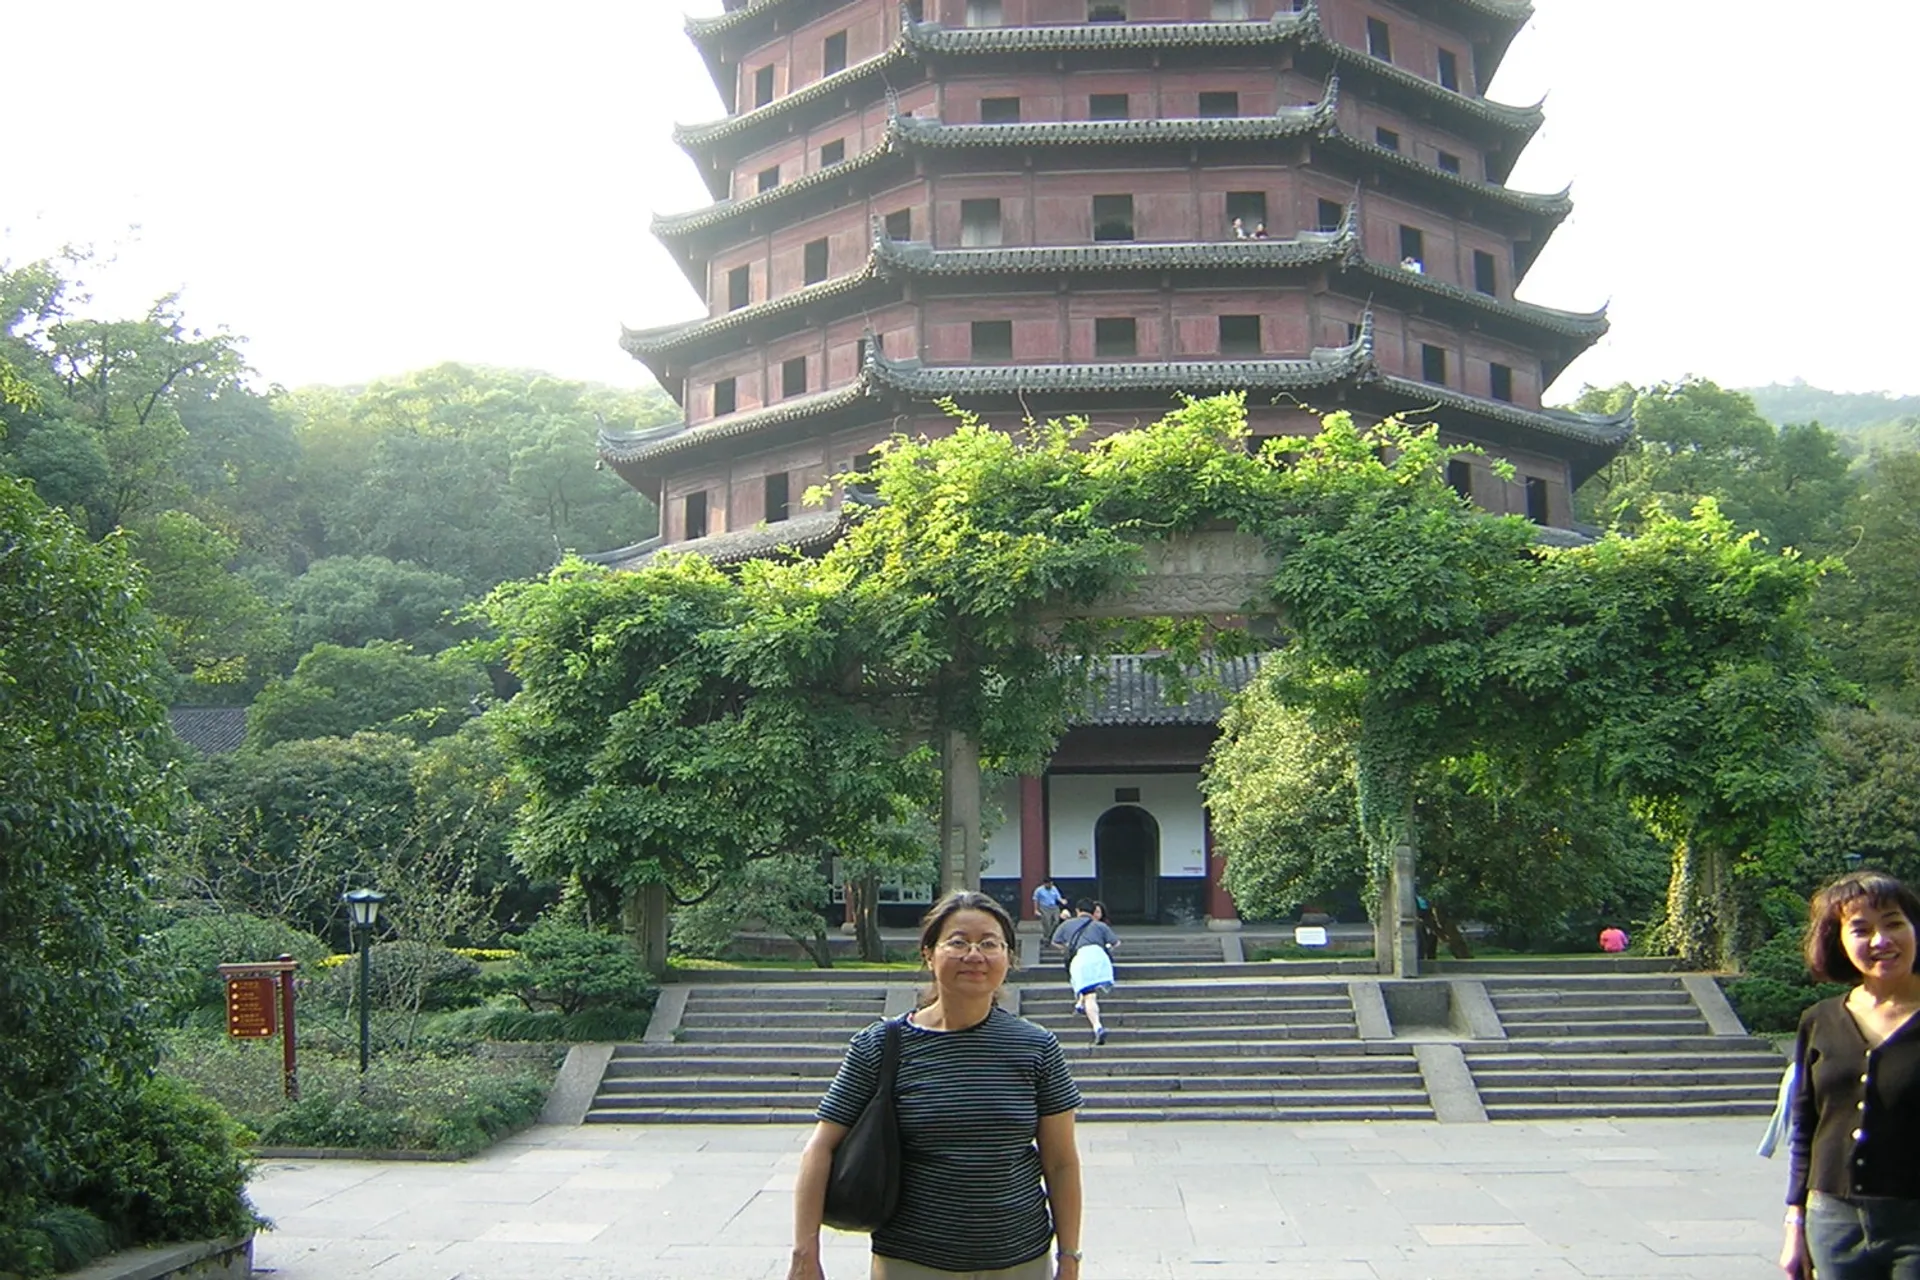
left=598, top=0, right=1628, bottom=927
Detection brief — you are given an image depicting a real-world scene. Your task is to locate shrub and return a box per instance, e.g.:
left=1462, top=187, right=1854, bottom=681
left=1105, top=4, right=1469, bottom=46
left=146, top=912, right=330, bottom=1023
left=67, top=1076, right=257, bottom=1246
left=1722, top=905, right=1848, bottom=1034
left=313, top=941, right=483, bottom=1012
left=507, top=920, right=657, bottom=1016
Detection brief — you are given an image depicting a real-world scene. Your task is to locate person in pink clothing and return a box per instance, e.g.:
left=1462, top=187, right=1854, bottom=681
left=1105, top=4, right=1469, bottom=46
left=1599, top=926, right=1629, bottom=953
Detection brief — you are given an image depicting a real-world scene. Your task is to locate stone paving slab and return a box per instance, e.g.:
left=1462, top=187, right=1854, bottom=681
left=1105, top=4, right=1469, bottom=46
left=250, top=1118, right=1786, bottom=1279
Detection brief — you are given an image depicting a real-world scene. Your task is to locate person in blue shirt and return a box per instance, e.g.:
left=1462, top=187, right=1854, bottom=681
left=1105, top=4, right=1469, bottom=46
left=1032, top=878, right=1066, bottom=943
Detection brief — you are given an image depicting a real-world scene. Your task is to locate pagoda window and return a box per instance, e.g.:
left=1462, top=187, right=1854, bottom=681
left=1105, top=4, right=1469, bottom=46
left=1374, top=126, right=1400, bottom=152
left=753, top=65, right=776, bottom=108
left=1436, top=150, right=1462, bottom=175
left=1088, top=3, right=1127, bottom=23
left=981, top=96, right=1022, bottom=124
left=1447, top=458, right=1473, bottom=500
left=713, top=377, right=737, bottom=416
left=965, top=0, right=1003, bottom=25
left=1199, top=91, right=1241, bottom=119
left=1366, top=18, right=1391, bottom=61
left=684, top=491, right=709, bottom=541
left=1420, top=343, right=1447, bottom=385
left=1094, top=317, right=1138, bottom=358
left=1316, top=198, right=1345, bottom=233
left=758, top=166, right=781, bottom=194
left=820, top=139, right=846, bottom=167
left=961, top=199, right=1003, bottom=247
left=1213, top=0, right=1251, bottom=16
left=1398, top=225, right=1425, bottom=267
left=1226, top=191, right=1267, bottom=234
left=1437, top=49, right=1460, bottom=92
left=1092, top=194, right=1134, bottom=242
left=1090, top=93, right=1130, bottom=121
left=1489, top=362, right=1514, bottom=402
left=728, top=265, right=751, bottom=311
left=782, top=356, right=808, bottom=398
left=1345, top=321, right=1362, bottom=344
left=884, top=208, right=913, bottom=240
left=1219, top=314, right=1262, bottom=356
left=765, top=472, right=790, bottom=523
left=971, top=320, right=1013, bottom=361
left=823, top=31, right=848, bottom=77
left=804, top=238, right=830, bottom=285
left=1525, top=476, right=1550, bottom=525
left=1473, top=250, right=1498, bottom=296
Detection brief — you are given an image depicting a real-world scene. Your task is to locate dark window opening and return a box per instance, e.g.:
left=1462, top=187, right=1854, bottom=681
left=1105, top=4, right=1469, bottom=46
left=1437, top=150, right=1461, bottom=174
left=960, top=198, right=1003, bottom=247
left=1317, top=197, right=1345, bottom=232
left=1114, top=786, right=1142, bottom=802
left=884, top=208, right=912, bottom=240
left=782, top=356, right=808, bottom=398
left=1089, top=2, right=1127, bottom=21
left=1346, top=321, right=1362, bottom=344
left=1366, top=17, right=1392, bottom=61
left=712, top=377, right=736, bottom=417
left=1473, top=249, right=1498, bottom=296
left=822, top=31, right=848, bottom=76
left=764, top=472, right=790, bottom=523
left=727, top=265, right=750, bottom=310
left=1489, top=362, right=1514, bottom=403
left=971, top=320, right=1013, bottom=361
left=1375, top=126, right=1400, bottom=152
left=1438, top=48, right=1460, bottom=91
left=853, top=449, right=879, bottom=476
left=1089, top=92, right=1130, bottom=120
left=1199, top=91, right=1241, bottom=118
left=1525, top=476, right=1550, bottom=525
left=1227, top=191, right=1268, bottom=234
left=980, top=96, right=1021, bottom=124
left=1093, top=194, right=1135, bottom=242
left=753, top=65, right=775, bottom=108
left=684, top=491, right=708, bottom=541
left=803, top=238, right=829, bottom=285
left=757, top=165, right=780, bottom=194
left=965, top=0, right=1003, bottom=24
left=1447, top=458, right=1473, bottom=500
left=1399, top=224, right=1425, bottom=265
left=1420, top=343, right=1447, bottom=385
left=855, top=334, right=883, bottom=367
left=819, top=139, right=846, bottom=166
left=1094, top=317, right=1138, bottom=358
left=1219, top=314, right=1262, bottom=355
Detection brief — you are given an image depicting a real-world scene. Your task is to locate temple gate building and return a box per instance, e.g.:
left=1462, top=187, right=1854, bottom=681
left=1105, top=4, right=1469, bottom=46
left=597, top=0, right=1628, bottom=927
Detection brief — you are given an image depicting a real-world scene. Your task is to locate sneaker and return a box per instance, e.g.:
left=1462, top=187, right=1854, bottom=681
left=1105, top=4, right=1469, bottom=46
left=1072, top=1001, right=1085, bottom=1014
left=1093, top=1027, right=1107, bottom=1047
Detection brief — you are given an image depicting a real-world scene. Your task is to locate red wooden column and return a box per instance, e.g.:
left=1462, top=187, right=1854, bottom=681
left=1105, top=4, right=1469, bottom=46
left=1203, top=808, right=1239, bottom=929
left=1019, top=775, right=1047, bottom=919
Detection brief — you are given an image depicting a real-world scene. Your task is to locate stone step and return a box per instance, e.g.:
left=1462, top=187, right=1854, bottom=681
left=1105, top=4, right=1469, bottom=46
left=685, top=995, right=890, bottom=1011
left=1467, top=1064, right=1783, bottom=1087
left=1492, top=995, right=1695, bottom=1015
left=676, top=1022, right=1362, bottom=1046
left=1470, top=1034, right=1777, bottom=1055
left=1475, top=975, right=1692, bottom=992
left=1017, top=981, right=1354, bottom=1002
left=1018, top=992, right=1352, bottom=1012
left=596, top=1069, right=1423, bottom=1102
left=678, top=1011, right=888, bottom=1029
left=1495, top=1006, right=1705, bottom=1025
left=1481, top=1099, right=1776, bottom=1120
left=1474, top=1083, right=1777, bottom=1105
left=1019, top=1009, right=1357, bottom=1030
left=1076, top=1102, right=1434, bottom=1122
left=1500, top=1018, right=1710, bottom=1039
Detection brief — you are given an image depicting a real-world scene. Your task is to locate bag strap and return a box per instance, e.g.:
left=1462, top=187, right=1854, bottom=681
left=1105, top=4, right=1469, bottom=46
left=875, top=1016, right=903, bottom=1096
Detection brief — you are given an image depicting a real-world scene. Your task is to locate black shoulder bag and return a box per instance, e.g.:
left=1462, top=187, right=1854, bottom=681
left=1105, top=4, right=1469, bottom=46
left=821, top=1017, right=903, bottom=1232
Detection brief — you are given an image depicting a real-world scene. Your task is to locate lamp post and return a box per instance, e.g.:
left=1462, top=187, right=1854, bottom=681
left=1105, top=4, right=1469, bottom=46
left=341, top=888, right=387, bottom=1073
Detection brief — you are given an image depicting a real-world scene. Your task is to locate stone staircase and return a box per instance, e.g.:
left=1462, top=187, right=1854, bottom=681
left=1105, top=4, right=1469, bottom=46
left=1463, top=975, right=1783, bottom=1120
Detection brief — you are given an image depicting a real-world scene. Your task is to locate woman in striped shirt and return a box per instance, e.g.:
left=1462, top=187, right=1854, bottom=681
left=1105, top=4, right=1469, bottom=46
left=790, top=891, right=1086, bottom=1279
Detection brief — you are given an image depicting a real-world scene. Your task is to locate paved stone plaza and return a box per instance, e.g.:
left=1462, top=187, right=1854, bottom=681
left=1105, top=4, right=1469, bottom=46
left=252, top=1117, right=1788, bottom=1279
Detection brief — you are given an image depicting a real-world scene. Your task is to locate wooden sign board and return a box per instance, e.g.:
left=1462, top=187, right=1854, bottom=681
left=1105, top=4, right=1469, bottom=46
left=225, top=976, right=279, bottom=1038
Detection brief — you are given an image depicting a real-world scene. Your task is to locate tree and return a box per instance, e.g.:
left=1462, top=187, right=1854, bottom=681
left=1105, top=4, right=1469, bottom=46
left=282, top=555, right=476, bottom=654
left=1808, top=708, right=1920, bottom=887
left=125, top=509, right=289, bottom=691
left=1815, top=451, right=1920, bottom=712
left=247, top=640, right=488, bottom=747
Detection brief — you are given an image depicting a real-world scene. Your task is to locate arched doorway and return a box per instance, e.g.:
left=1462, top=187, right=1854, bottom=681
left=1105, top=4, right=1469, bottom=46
left=1095, top=805, right=1159, bottom=924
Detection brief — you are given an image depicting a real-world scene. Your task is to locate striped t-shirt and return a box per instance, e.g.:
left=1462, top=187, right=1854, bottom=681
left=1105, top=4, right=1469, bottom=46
left=817, top=1004, right=1082, bottom=1272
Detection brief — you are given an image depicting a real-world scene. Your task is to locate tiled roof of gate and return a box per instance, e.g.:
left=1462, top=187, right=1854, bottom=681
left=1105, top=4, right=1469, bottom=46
left=599, top=382, right=874, bottom=466
left=1351, top=257, right=1608, bottom=339
left=1374, top=375, right=1635, bottom=446
left=590, top=509, right=849, bottom=571
left=654, top=140, right=901, bottom=239
left=1077, top=654, right=1263, bottom=727
left=620, top=263, right=887, bottom=358
left=674, top=48, right=913, bottom=150
left=169, top=706, right=249, bottom=755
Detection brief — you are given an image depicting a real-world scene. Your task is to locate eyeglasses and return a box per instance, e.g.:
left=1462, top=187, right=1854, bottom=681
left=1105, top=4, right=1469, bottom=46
left=937, top=935, right=1008, bottom=957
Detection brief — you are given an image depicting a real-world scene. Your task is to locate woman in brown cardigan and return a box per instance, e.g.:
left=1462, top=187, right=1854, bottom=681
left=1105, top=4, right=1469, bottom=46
left=1781, top=871, right=1920, bottom=1279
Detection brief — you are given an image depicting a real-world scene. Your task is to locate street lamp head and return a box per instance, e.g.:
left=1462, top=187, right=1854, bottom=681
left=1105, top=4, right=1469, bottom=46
left=341, top=887, right=388, bottom=929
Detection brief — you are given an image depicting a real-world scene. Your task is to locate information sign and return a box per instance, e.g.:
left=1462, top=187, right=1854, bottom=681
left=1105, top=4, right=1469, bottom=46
left=226, top=976, right=278, bottom=1037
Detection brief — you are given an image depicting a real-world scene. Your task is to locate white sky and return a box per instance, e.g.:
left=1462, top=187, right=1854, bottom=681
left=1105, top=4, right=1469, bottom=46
left=3, top=1, right=1916, bottom=399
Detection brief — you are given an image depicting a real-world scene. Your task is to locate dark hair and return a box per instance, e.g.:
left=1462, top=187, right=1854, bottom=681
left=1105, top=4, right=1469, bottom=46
left=1805, top=870, right=1920, bottom=982
left=1074, top=897, right=1095, bottom=914
left=918, top=891, right=1017, bottom=955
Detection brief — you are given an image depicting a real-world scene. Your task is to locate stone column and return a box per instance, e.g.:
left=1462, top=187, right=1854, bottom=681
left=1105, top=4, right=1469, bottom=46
left=940, top=728, right=983, bottom=893
left=1019, top=775, right=1046, bottom=918
left=1392, top=841, right=1421, bottom=978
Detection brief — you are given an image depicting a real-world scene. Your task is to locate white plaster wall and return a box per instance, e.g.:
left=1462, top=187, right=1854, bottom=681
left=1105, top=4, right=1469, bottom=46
left=982, top=775, right=1022, bottom=879
left=1047, top=772, right=1206, bottom=879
